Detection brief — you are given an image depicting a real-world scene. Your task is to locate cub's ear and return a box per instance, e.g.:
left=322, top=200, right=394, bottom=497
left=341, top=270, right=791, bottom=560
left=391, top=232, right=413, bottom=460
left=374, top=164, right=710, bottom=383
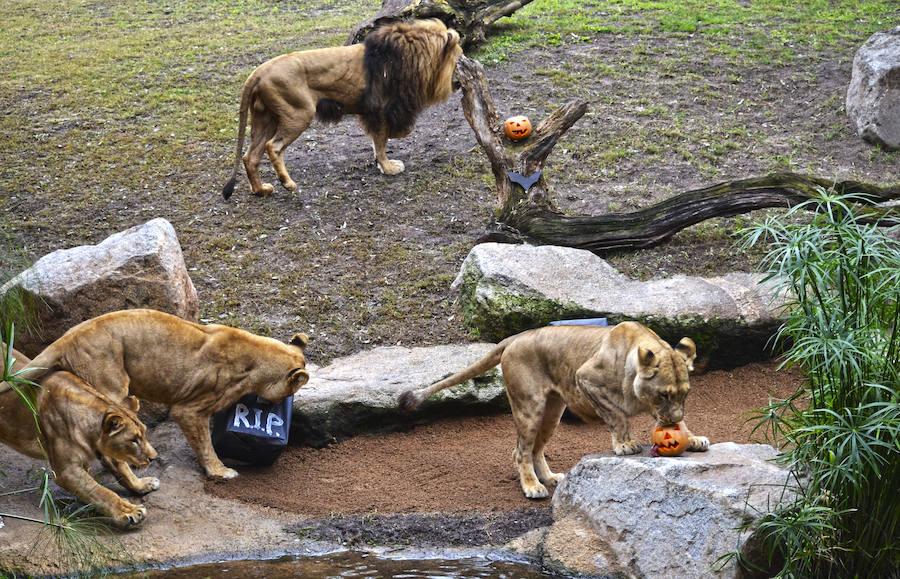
left=675, top=337, right=697, bottom=371
left=290, top=333, right=309, bottom=349
left=125, top=395, right=140, bottom=413
left=102, top=413, right=126, bottom=435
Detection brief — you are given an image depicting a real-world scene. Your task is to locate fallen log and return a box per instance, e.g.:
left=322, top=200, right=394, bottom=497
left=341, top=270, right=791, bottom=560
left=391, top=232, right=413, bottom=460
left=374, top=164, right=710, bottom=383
left=454, top=55, right=900, bottom=252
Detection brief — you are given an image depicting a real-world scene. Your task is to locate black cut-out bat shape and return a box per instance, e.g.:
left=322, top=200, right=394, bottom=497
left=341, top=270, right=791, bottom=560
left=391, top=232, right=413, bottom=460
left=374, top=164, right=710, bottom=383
left=507, top=170, right=542, bottom=193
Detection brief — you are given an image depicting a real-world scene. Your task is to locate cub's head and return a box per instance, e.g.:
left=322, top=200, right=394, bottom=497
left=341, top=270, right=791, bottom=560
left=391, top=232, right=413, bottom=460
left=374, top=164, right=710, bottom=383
left=99, top=396, right=157, bottom=468
left=634, top=337, right=696, bottom=426
left=258, top=333, right=311, bottom=403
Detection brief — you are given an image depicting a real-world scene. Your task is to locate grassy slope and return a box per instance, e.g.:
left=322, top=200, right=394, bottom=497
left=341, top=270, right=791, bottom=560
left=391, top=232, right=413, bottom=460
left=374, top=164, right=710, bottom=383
left=1, top=0, right=897, bottom=360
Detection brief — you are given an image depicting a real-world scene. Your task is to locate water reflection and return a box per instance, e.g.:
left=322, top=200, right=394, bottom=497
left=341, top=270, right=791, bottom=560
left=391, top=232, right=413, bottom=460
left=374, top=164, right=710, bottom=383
left=122, top=551, right=571, bottom=578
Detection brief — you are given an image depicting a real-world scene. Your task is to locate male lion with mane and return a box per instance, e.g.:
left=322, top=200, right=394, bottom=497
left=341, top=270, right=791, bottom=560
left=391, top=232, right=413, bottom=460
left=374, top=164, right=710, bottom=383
left=1, top=347, right=158, bottom=527
left=222, top=18, right=463, bottom=199
left=399, top=322, right=710, bottom=499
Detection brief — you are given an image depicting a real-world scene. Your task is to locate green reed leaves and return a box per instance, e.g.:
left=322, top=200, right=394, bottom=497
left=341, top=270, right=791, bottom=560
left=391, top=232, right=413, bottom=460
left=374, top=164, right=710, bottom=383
left=736, top=187, right=900, bottom=577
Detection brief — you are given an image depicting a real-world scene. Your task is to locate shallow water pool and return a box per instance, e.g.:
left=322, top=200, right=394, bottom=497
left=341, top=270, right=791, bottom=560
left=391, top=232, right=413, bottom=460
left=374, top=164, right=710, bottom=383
left=119, top=551, right=576, bottom=578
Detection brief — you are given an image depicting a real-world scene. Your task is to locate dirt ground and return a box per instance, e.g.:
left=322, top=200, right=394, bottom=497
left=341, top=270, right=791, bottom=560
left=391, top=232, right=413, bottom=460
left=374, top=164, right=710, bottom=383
left=205, top=360, right=801, bottom=527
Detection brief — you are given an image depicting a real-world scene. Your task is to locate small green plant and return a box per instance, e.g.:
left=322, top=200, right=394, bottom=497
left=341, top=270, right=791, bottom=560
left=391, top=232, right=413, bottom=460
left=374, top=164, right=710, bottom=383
left=727, top=188, right=900, bottom=577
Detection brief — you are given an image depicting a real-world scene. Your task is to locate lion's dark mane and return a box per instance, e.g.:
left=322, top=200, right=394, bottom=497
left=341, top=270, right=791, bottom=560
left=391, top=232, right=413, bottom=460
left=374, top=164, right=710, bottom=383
left=361, top=21, right=432, bottom=139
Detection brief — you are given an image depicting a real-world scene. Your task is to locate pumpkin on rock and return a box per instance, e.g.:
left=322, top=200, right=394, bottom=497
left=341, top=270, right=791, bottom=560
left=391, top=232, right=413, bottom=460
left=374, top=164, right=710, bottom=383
left=503, top=115, right=532, bottom=140
left=650, top=423, right=688, bottom=457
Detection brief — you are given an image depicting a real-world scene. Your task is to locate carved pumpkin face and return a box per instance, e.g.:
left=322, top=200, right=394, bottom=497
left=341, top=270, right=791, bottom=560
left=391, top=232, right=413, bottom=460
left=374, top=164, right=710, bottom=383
left=503, top=115, right=532, bottom=140
left=651, top=423, right=688, bottom=457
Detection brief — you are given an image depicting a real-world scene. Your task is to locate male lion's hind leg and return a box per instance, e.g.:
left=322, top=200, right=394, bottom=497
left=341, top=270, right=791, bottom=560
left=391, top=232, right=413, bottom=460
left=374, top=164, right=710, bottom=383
left=170, top=406, right=238, bottom=479
left=56, top=466, right=147, bottom=528
left=265, top=110, right=313, bottom=193
left=532, top=392, right=567, bottom=488
left=244, top=110, right=277, bottom=196
left=371, top=132, right=405, bottom=175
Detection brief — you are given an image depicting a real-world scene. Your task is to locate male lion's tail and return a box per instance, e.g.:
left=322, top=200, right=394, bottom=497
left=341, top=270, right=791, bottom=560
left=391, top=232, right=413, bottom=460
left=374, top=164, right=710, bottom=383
left=397, top=339, right=511, bottom=412
left=222, top=74, right=258, bottom=200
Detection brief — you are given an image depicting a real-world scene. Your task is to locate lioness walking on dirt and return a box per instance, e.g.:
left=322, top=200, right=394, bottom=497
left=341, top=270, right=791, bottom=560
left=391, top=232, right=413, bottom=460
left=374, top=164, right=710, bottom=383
left=399, top=322, right=709, bottom=498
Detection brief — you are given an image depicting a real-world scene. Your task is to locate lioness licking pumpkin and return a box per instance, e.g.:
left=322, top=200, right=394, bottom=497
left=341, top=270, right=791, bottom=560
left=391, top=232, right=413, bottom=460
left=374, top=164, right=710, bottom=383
left=221, top=18, right=463, bottom=199
left=1, top=346, right=158, bottom=527
left=2, top=309, right=310, bottom=480
left=399, top=322, right=709, bottom=498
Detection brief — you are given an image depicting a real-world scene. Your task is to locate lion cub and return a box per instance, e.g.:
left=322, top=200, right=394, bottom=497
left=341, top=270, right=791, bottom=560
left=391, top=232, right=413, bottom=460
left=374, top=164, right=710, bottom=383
left=1, top=347, right=158, bottom=527
left=400, top=322, right=710, bottom=499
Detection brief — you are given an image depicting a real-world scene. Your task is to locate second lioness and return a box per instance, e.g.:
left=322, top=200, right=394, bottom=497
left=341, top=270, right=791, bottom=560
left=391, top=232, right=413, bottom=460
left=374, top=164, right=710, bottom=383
left=9, top=309, right=310, bottom=480
left=399, top=322, right=709, bottom=498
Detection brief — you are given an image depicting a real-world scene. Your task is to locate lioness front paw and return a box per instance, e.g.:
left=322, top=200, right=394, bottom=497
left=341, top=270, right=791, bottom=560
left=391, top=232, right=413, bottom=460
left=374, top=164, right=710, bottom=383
left=522, top=482, right=549, bottom=499
left=687, top=435, right=710, bottom=452
left=115, top=502, right=147, bottom=528
left=613, top=440, right=643, bottom=456
left=207, top=466, right=239, bottom=480
left=137, top=476, right=160, bottom=494
left=378, top=159, right=405, bottom=175
left=542, top=472, right=565, bottom=487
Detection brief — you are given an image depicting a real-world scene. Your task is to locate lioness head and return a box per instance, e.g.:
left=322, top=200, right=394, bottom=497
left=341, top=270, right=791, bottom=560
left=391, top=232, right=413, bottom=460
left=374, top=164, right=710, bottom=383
left=99, top=396, right=157, bottom=468
left=258, top=332, right=311, bottom=403
left=634, top=337, right=696, bottom=426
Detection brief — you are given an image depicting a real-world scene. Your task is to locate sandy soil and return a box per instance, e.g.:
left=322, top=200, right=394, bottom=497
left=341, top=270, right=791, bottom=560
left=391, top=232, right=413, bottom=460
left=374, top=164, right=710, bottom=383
left=206, top=360, right=800, bottom=519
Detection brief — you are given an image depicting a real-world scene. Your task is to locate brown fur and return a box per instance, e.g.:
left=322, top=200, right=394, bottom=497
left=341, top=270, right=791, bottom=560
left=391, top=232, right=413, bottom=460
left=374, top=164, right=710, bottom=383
left=399, top=322, right=710, bottom=498
left=3, top=309, right=310, bottom=480
left=1, top=346, right=158, bottom=527
left=222, top=18, right=462, bottom=199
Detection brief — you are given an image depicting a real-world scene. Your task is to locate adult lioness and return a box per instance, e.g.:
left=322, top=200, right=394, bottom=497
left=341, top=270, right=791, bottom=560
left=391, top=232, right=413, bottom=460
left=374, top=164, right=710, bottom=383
left=399, top=322, right=710, bottom=499
left=5, top=309, right=310, bottom=480
left=221, top=18, right=463, bottom=199
left=1, top=347, right=158, bottom=527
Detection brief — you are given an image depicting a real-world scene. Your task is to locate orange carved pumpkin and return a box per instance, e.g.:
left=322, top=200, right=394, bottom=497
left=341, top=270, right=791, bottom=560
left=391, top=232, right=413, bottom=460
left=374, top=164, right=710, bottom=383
left=503, top=115, right=532, bottom=140
left=651, top=423, right=688, bottom=457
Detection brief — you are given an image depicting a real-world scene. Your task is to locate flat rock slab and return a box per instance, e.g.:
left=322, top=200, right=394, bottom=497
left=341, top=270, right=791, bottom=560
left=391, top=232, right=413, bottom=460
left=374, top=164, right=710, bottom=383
left=291, top=343, right=507, bottom=447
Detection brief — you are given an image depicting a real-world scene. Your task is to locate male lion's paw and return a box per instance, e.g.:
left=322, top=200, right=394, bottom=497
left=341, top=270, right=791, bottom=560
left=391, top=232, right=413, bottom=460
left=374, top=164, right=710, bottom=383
left=522, top=483, right=549, bottom=499
left=687, top=435, right=710, bottom=452
left=254, top=183, right=276, bottom=197
left=613, top=440, right=643, bottom=456
left=378, top=159, right=405, bottom=175
left=279, top=177, right=297, bottom=191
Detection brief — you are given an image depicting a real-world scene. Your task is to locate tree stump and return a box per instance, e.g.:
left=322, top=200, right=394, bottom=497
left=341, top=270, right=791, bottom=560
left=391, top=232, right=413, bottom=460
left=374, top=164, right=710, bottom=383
left=454, top=55, right=900, bottom=252
left=346, top=0, right=535, bottom=48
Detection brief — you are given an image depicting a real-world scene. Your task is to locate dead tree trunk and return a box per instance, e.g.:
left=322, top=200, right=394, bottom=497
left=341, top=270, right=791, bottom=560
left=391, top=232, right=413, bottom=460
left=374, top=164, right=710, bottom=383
left=347, top=0, right=534, bottom=48
left=455, top=55, right=900, bottom=252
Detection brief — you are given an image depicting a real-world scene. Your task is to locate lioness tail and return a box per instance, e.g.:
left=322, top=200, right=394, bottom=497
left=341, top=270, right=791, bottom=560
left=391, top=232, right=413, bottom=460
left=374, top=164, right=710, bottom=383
left=397, top=340, right=510, bottom=412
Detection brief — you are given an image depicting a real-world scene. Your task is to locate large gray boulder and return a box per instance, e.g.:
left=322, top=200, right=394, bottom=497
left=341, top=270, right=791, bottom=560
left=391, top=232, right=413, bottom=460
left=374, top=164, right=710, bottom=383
left=536, top=443, right=792, bottom=578
left=291, top=343, right=507, bottom=447
left=452, top=243, right=782, bottom=369
left=1, top=218, right=199, bottom=356
left=846, top=27, right=900, bottom=150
